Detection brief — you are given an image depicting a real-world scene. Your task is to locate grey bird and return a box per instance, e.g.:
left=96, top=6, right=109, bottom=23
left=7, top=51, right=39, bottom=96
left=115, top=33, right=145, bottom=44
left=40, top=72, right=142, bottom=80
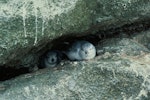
left=65, top=40, right=96, bottom=61
left=39, top=50, right=62, bottom=68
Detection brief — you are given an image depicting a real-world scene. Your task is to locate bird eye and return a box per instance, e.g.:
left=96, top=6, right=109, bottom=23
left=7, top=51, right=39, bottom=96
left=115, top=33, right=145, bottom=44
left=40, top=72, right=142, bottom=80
left=85, top=51, right=88, bottom=54
left=51, top=58, right=55, bottom=62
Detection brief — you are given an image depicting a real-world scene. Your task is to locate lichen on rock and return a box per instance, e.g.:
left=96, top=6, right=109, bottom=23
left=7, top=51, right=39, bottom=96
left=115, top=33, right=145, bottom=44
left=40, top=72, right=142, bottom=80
left=0, top=0, right=150, bottom=99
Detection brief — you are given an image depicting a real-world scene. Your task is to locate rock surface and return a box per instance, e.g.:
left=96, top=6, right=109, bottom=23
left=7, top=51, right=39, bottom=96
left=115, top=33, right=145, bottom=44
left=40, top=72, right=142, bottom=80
left=0, top=31, right=150, bottom=99
left=0, top=0, right=150, bottom=99
left=0, top=0, right=150, bottom=67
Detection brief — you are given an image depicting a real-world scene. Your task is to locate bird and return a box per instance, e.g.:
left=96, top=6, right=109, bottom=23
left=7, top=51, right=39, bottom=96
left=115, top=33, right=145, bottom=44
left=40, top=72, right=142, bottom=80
left=64, top=40, right=96, bottom=61
left=39, top=50, right=62, bottom=68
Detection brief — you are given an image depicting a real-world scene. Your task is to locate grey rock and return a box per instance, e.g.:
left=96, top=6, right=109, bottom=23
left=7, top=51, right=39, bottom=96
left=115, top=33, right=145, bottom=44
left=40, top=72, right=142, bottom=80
left=65, top=41, right=96, bottom=61
left=96, top=38, right=150, bottom=56
left=0, top=52, right=150, bottom=100
left=0, top=36, right=150, bottom=99
left=0, top=0, right=150, bottom=68
left=130, top=30, right=150, bottom=49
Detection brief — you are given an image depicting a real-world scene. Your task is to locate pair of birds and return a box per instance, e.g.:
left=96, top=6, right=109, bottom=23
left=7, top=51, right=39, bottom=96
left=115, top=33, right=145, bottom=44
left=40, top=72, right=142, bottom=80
left=40, top=40, right=96, bottom=68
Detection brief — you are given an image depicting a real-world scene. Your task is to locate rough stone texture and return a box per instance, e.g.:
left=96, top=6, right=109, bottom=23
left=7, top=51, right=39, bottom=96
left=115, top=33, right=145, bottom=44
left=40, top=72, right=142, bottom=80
left=131, top=30, right=150, bottom=48
left=96, top=38, right=150, bottom=56
left=0, top=0, right=150, bottom=99
left=0, top=0, right=150, bottom=67
left=0, top=31, right=150, bottom=99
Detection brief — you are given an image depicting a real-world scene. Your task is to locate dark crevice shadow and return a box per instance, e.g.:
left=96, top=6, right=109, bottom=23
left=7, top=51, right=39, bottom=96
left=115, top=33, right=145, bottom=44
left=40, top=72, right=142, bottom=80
left=0, top=66, right=29, bottom=81
left=0, top=19, right=150, bottom=81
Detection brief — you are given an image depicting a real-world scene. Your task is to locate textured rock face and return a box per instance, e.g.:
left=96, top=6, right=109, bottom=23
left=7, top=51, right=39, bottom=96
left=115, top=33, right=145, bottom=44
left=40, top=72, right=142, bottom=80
left=0, top=0, right=150, bottom=67
left=0, top=0, right=80, bottom=67
left=0, top=45, right=150, bottom=99
left=0, top=1, right=150, bottom=99
left=0, top=31, right=150, bottom=99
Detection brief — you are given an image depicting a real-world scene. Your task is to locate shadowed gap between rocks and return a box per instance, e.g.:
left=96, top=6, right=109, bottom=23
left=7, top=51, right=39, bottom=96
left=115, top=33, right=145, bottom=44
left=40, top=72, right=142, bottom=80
left=0, top=19, right=150, bottom=81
